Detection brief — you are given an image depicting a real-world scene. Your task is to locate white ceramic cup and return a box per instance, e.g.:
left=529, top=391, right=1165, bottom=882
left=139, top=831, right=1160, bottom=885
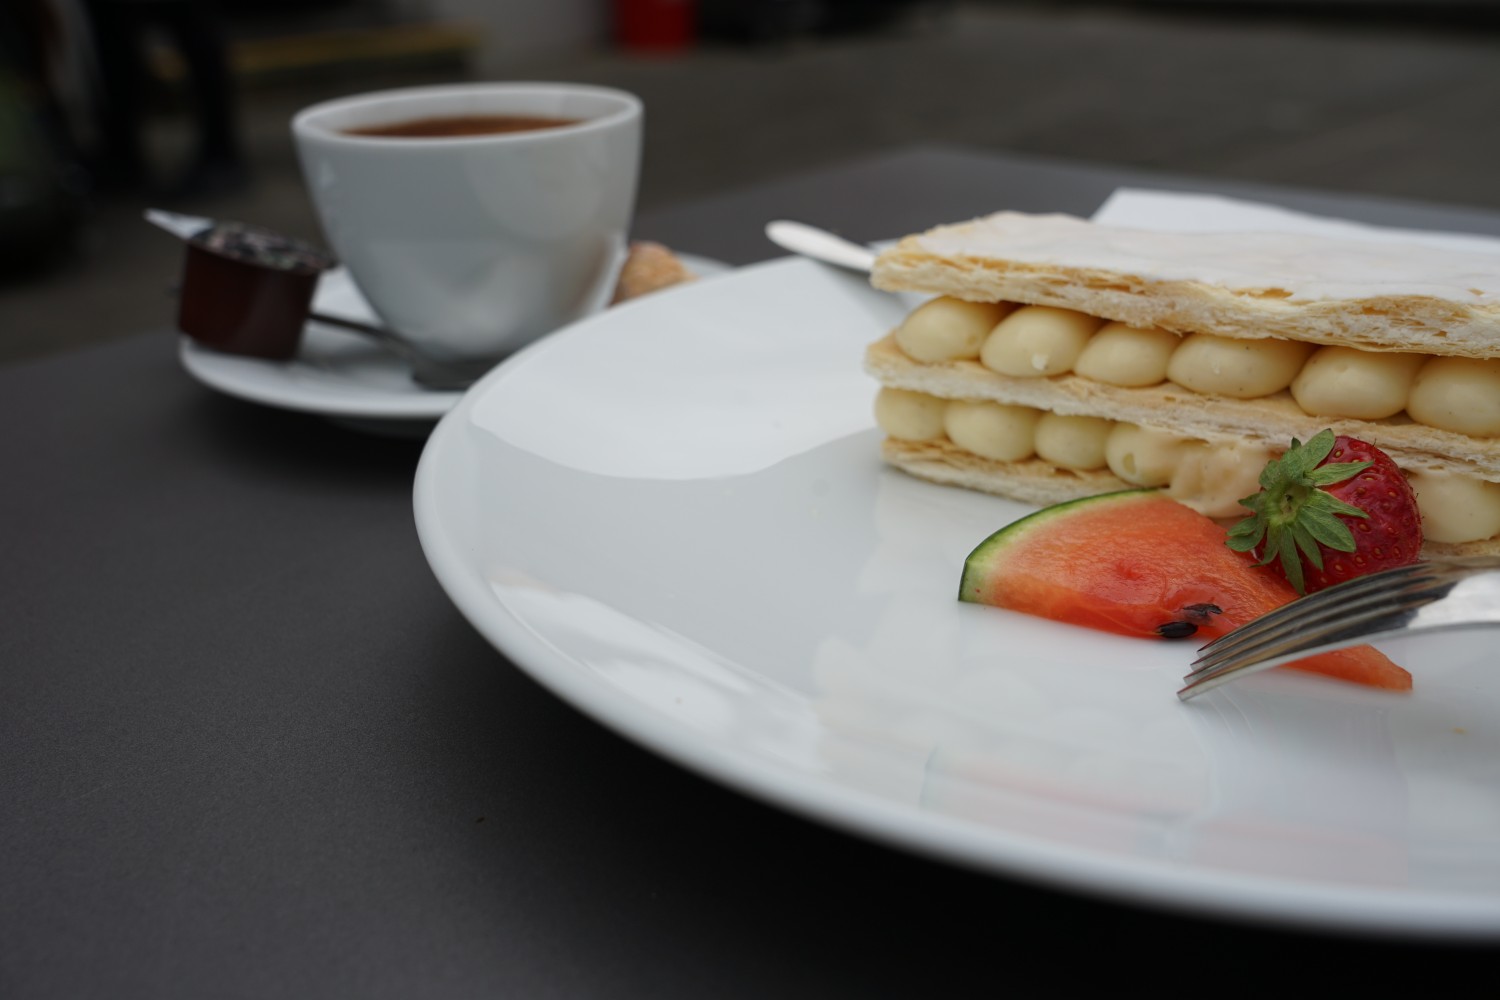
left=292, top=82, right=642, bottom=387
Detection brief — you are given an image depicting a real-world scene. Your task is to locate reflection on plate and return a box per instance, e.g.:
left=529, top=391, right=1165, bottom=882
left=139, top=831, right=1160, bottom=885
left=414, top=256, right=1500, bottom=938
left=179, top=254, right=729, bottom=434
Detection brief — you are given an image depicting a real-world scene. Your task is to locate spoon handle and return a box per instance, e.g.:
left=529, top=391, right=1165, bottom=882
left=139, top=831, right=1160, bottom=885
left=307, top=312, right=474, bottom=391
left=307, top=310, right=390, bottom=340
left=764, top=220, right=877, bottom=273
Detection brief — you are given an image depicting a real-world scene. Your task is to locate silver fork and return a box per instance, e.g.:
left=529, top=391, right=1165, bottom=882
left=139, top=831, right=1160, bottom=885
left=1177, top=555, right=1500, bottom=701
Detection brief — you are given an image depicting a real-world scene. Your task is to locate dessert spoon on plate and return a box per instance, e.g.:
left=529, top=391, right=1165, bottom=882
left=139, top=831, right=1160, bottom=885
left=765, top=221, right=877, bottom=273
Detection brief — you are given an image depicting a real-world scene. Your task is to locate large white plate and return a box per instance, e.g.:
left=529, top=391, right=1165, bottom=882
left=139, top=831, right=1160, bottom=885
left=413, top=256, right=1500, bottom=938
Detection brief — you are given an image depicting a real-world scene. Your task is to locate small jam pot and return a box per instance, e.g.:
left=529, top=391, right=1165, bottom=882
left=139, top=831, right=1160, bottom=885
left=176, top=221, right=336, bottom=360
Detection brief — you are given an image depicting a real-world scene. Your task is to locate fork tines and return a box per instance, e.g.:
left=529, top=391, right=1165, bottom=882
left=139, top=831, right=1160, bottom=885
left=1176, top=558, right=1477, bottom=701
left=1191, top=563, right=1442, bottom=669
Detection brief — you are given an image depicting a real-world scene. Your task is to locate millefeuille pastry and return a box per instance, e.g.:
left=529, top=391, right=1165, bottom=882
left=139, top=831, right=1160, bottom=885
left=864, top=211, right=1500, bottom=554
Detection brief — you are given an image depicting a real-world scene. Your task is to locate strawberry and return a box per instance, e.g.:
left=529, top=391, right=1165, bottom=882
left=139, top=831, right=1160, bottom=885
left=1226, top=429, right=1422, bottom=594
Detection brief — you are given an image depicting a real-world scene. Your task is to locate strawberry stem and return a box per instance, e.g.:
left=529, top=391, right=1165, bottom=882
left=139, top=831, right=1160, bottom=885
left=1226, top=429, right=1371, bottom=594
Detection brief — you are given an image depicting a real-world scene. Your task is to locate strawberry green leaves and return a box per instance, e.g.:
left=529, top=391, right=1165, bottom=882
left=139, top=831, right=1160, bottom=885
left=1226, top=430, right=1371, bottom=595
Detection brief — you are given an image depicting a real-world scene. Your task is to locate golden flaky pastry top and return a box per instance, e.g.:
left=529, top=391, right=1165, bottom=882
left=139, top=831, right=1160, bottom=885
left=872, top=212, right=1500, bottom=358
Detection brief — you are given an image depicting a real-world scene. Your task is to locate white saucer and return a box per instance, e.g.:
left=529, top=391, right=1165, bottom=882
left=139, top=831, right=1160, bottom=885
left=180, top=254, right=730, bottom=435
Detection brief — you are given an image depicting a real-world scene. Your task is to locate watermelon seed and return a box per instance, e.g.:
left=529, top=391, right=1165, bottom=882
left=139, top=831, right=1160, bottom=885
left=1156, top=621, right=1199, bottom=639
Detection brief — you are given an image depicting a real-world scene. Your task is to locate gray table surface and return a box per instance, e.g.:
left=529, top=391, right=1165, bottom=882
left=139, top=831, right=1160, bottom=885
left=6, top=146, right=1500, bottom=998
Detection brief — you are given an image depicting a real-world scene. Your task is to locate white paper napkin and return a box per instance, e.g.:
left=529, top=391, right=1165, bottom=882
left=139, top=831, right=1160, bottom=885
left=1090, top=187, right=1500, bottom=257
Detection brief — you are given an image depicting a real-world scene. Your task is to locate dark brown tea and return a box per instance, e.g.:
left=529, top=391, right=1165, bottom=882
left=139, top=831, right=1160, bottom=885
left=343, top=114, right=581, bottom=138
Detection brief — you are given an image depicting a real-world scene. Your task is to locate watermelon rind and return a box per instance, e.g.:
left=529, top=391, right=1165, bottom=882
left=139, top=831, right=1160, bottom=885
left=957, top=489, right=1160, bottom=603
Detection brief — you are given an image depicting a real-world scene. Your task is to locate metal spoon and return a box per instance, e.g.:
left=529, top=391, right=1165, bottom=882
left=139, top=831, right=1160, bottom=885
left=764, top=220, right=877, bottom=273
left=149, top=207, right=387, bottom=339
left=148, top=209, right=474, bottom=390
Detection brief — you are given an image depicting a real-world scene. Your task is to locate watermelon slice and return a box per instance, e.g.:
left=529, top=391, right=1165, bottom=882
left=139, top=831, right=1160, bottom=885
left=959, top=490, right=1411, bottom=692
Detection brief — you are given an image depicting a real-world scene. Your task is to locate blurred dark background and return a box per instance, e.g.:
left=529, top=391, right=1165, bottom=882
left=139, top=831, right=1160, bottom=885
left=3, top=0, right=1500, bottom=365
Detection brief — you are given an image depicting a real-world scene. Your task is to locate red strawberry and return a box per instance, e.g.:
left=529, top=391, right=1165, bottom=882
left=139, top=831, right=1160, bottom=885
left=1227, top=429, right=1422, bottom=594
